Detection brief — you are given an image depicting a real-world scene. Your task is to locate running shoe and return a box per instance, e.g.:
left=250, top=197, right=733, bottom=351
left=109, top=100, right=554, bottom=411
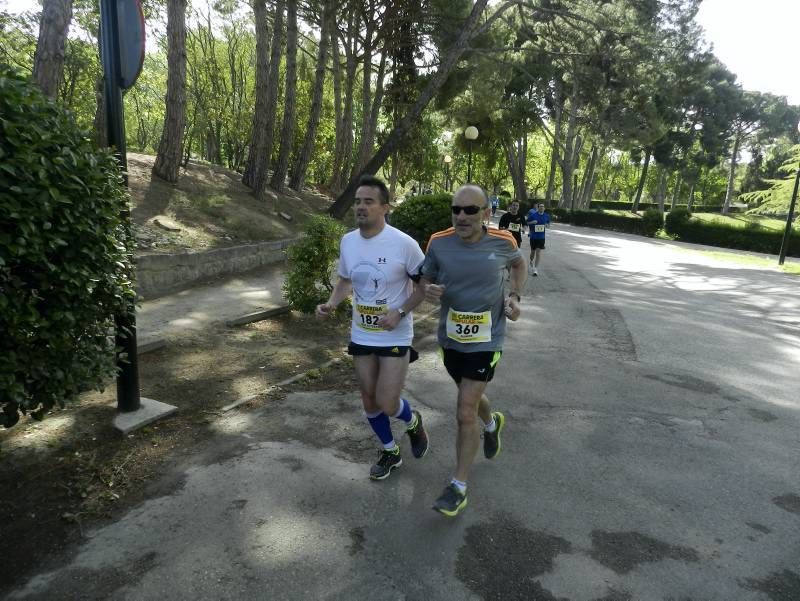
left=532, top=268, right=539, bottom=276
left=432, top=483, right=468, bottom=517
left=483, top=411, right=505, bottom=459
left=406, top=410, right=429, bottom=458
left=369, top=448, right=402, bottom=480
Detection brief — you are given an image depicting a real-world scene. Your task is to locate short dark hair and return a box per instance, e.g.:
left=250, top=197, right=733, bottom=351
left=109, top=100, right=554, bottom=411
left=357, top=174, right=390, bottom=204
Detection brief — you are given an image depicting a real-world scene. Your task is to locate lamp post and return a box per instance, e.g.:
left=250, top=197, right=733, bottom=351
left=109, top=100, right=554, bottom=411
left=465, top=126, right=479, bottom=182
left=778, top=121, right=800, bottom=266
left=443, top=154, right=452, bottom=191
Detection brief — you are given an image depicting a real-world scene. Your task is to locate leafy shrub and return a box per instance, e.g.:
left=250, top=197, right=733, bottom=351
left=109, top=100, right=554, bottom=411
left=664, top=207, right=692, bottom=238
left=641, top=208, right=664, bottom=237
left=390, top=193, right=452, bottom=249
left=1, top=67, right=135, bottom=428
left=555, top=209, right=648, bottom=235
left=669, top=219, right=799, bottom=256
left=283, top=214, right=346, bottom=313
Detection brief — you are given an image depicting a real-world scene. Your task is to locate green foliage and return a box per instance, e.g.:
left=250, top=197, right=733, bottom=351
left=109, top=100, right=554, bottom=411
left=555, top=209, right=655, bottom=237
left=390, top=193, right=453, bottom=249
left=664, top=207, right=692, bottom=237
left=282, top=215, right=346, bottom=313
left=670, top=218, right=799, bottom=256
left=0, top=67, right=136, bottom=428
left=641, top=208, right=664, bottom=238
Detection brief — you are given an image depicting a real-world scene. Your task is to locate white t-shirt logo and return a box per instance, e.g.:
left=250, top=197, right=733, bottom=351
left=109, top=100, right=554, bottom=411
left=352, top=261, right=387, bottom=302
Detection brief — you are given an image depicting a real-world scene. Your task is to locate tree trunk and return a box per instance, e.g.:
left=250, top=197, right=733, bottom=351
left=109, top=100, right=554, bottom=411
left=327, top=24, right=343, bottom=191
left=242, top=0, right=272, bottom=188
left=350, top=10, right=375, bottom=179
left=331, top=16, right=358, bottom=194
left=359, top=50, right=387, bottom=174
left=389, top=151, right=400, bottom=194
left=289, top=0, right=333, bottom=191
left=670, top=172, right=682, bottom=210
left=502, top=137, right=525, bottom=202
left=632, top=150, right=651, bottom=212
left=558, top=80, right=580, bottom=208
left=655, top=169, right=668, bottom=212
left=722, top=132, right=741, bottom=215
left=687, top=180, right=697, bottom=211
left=329, top=0, right=491, bottom=218
left=152, top=0, right=188, bottom=183
left=579, top=144, right=598, bottom=208
left=545, top=89, right=563, bottom=203
left=253, top=0, right=286, bottom=197
left=33, top=0, right=72, bottom=99
left=92, top=73, right=107, bottom=147
left=269, top=0, right=298, bottom=193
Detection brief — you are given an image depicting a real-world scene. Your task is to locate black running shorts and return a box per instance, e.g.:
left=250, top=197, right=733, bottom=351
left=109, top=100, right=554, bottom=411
left=440, top=348, right=502, bottom=383
left=530, top=238, right=546, bottom=250
left=347, top=342, right=419, bottom=363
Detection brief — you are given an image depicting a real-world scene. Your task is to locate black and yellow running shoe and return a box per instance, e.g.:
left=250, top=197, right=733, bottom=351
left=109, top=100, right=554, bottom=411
left=432, top=483, right=468, bottom=517
left=369, top=448, right=402, bottom=480
left=406, top=410, right=429, bottom=458
left=483, top=411, right=505, bottom=459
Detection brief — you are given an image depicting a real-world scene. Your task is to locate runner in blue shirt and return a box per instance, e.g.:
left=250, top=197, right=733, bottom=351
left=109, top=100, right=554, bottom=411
left=526, top=202, right=550, bottom=276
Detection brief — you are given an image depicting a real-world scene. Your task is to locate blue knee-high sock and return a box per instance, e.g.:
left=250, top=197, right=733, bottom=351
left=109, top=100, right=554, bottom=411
left=393, top=397, right=413, bottom=424
left=366, top=411, right=395, bottom=449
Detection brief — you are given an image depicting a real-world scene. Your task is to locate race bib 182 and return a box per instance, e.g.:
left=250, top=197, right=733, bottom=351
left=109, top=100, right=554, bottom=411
left=355, top=303, right=387, bottom=331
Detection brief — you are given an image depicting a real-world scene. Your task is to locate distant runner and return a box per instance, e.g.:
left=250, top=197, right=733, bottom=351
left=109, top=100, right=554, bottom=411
left=498, top=200, right=526, bottom=247
left=526, top=202, right=550, bottom=276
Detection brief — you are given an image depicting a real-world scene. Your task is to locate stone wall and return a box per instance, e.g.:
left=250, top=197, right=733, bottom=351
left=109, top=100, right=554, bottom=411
left=135, top=238, right=294, bottom=299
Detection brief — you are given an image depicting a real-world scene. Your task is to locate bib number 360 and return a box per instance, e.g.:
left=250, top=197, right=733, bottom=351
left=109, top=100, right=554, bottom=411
left=446, top=308, right=491, bottom=343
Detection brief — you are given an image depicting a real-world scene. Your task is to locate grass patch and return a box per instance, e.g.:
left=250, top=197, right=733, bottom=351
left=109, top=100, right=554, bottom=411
left=692, top=213, right=786, bottom=232
left=672, top=246, right=800, bottom=275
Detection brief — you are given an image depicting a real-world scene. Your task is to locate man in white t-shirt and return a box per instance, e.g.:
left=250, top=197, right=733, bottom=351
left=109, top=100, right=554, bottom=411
left=316, top=175, right=429, bottom=480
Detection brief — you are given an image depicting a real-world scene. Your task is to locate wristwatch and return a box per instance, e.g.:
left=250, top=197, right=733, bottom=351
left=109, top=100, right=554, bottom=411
left=398, top=308, right=407, bottom=319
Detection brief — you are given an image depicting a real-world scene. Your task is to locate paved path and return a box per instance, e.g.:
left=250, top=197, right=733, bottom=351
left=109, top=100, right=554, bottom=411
left=10, top=225, right=800, bottom=601
left=136, top=263, right=287, bottom=345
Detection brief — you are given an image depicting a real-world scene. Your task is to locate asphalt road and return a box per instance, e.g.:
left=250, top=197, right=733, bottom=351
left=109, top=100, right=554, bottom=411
left=9, top=224, right=800, bottom=601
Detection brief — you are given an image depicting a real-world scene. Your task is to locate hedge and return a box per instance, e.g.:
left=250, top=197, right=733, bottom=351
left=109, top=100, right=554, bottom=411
left=391, top=193, right=453, bottom=249
left=670, top=217, right=800, bottom=256
left=550, top=208, right=661, bottom=237
left=1, top=67, right=136, bottom=428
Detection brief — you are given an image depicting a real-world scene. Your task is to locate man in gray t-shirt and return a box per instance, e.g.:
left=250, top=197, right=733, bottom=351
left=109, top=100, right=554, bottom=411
left=420, top=185, right=527, bottom=517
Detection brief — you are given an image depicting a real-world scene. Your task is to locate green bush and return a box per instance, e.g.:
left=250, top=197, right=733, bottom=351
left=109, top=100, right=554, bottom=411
left=282, top=214, right=346, bottom=313
left=671, top=218, right=799, bottom=256
left=390, top=193, right=452, bottom=249
left=641, top=208, right=664, bottom=237
left=664, top=207, right=692, bottom=237
left=1, top=67, right=136, bottom=428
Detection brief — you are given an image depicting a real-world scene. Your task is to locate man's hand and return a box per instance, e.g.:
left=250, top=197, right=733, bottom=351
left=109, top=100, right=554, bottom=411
left=425, top=283, right=445, bottom=304
left=504, top=296, right=521, bottom=321
left=376, top=309, right=402, bottom=331
left=315, top=302, right=334, bottom=319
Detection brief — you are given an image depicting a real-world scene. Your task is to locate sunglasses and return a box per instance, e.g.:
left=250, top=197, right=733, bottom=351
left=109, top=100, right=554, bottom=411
left=451, top=205, right=486, bottom=215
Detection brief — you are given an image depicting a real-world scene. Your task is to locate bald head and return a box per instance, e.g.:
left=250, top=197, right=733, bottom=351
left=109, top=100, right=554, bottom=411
left=451, top=185, right=489, bottom=242
left=453, top=185, right=487, bottom=206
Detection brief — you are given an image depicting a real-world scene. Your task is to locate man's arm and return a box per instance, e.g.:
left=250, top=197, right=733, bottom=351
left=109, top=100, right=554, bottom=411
left=505, top=256, right=527, bottom=321
left=377, top=276, right=427, bottom=330
left=315, top=277, right=352, bottom=318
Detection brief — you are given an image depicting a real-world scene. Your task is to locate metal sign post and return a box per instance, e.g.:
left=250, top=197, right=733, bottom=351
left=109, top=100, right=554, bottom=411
left=100, top=0, right=176, bottom=431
